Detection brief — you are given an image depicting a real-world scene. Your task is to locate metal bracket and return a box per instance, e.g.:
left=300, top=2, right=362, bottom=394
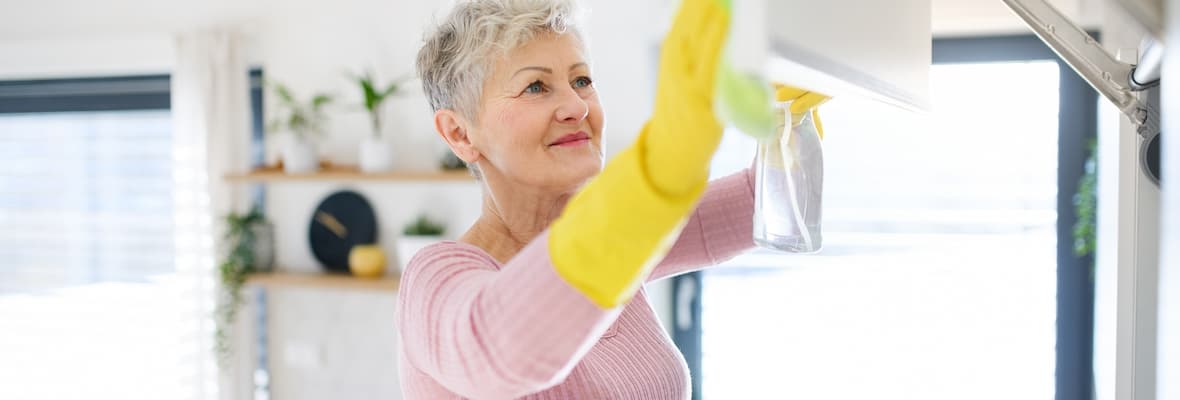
left=1002, top=0, right=1161, bottom=139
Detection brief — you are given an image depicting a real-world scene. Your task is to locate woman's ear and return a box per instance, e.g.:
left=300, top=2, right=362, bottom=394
left=434, top=109, right=481, bottom=164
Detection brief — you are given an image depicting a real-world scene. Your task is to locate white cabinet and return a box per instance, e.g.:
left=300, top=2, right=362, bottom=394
left=730, top=0, right=932, bottom=110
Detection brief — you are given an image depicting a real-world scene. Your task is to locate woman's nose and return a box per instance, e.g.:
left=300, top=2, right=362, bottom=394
left=554, top=86, right=589, bottom=124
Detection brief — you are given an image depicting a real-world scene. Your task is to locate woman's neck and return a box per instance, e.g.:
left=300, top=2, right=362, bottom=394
left=460, top=178, right=572, bottom=264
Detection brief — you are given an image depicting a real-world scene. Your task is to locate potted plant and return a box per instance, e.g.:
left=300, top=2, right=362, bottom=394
left=268, top=81, right=333, bottom=174
left=215, top=208, right=275, bottom=365
left=396, top=214, right=447, bottom=272
left=349, top=71, right=410, bottom=173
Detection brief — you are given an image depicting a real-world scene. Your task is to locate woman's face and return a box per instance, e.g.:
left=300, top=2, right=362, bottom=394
left=463, top=32, right=605, bottom=193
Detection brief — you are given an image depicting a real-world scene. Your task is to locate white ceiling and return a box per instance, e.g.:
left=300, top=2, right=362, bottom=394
left=0, top=0, right=268, bottom=39
left=0, top=0, right=1111, bottom=40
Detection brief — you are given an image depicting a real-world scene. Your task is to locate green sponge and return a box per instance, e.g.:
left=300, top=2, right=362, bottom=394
left=715, top=61, right=776, bottom=140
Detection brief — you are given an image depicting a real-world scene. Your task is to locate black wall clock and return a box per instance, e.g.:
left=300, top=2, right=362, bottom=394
left=308, top=190, right=378, bottom=272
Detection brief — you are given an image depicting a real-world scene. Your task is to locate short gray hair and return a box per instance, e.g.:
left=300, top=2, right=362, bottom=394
left=416, top=0, right=585, bottom=120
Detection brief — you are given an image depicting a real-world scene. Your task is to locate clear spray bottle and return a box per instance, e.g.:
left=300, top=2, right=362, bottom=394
left=752, top=100, right=824, bottom=253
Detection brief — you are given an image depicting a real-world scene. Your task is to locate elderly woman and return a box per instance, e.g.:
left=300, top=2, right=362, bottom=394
left=398, top=0, right=761, bottom=397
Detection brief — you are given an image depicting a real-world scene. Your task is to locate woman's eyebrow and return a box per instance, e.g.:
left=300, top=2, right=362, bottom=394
left=511, top=63, right=588, bottom=79
left=511, top=66, right=551, bottom=79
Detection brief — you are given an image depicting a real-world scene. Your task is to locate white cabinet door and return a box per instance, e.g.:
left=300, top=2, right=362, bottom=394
left=730, top=0, right=931, bottom=110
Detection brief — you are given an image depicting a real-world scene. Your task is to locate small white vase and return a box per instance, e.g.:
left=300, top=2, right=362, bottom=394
left=359, top=135, right=395, bottom=173
left=282, top=137, right=319, bottom=174
left=396, top=235, right=443, bottom=272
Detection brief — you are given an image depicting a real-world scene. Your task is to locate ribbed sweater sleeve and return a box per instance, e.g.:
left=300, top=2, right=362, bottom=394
left=397, top=168, right=755, bottom=399
left=649, top=167, right=757, bottom=282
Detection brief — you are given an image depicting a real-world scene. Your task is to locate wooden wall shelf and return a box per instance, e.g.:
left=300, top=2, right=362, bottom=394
left=246, top=271, right=400, bottom=292
left=224, top=166, right=474, bottom=183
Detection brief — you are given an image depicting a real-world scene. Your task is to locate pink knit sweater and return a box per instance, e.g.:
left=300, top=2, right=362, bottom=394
left=396, top=169, right=756, bottom=399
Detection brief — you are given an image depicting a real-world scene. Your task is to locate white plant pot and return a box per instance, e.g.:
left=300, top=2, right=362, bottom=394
left=396, top=235, right=443, bottom=272
left=250, top=222, right=276, bottom=273
left=359, top=135, right=395, bottom=173
left=282, top=137, right=319, bottom=174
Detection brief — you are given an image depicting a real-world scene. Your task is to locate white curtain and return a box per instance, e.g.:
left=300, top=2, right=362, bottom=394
left=172, top=28, right=252, bottom=400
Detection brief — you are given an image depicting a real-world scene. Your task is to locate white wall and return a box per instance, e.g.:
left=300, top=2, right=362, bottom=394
left=0, top=35, right=174, bottom=79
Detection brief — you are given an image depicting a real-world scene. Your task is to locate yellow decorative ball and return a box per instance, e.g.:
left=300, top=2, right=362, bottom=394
left=349, top=245, right=387, bottom=278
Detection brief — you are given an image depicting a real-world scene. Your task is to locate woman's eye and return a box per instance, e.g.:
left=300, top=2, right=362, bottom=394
left=524, top=81, right=545, bottom=94
left=573, top=76, right=593, bottom=88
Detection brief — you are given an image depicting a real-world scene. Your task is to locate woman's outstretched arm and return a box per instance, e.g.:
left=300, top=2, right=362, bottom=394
left=648, top=167, right=757, bottom=282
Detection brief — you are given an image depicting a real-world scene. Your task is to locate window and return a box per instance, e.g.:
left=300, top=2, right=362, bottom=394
left=673, top=36, right=1097, bottom=399
left=0, top=72, right=263, bottom=400
left=0, top=110, right=174, bottom=289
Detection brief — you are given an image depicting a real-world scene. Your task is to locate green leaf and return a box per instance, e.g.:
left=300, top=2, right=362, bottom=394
left=266, top=79, right=333, bottom=139
left=360, top=81, right=377, bottom=107
left=274, top=83, right=296, bottom=105
left=350, top=70, right=379, bottom=108
left=380, top=84, right=399, bottom=99
left=1072, top=140, right=1098, bottom=281
left=403, top=214, right=446, bottom=235
left=215, top=208, right=272, bottom=365
left=361, top=80, right=377, bottom=99
left=311, top=94, right=333, bottom=110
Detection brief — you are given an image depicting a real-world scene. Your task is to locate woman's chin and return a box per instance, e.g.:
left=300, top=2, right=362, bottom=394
left=554, top=161, right=602, bottom=190
left=553, top=148, right=603, bottom=172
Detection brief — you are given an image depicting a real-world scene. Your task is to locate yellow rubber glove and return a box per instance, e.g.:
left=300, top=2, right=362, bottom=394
left=644, top=0, right=732, bottom=196
left=549, top=0, right=731, bottom=309
left=774, top=84, right=831, bottom=139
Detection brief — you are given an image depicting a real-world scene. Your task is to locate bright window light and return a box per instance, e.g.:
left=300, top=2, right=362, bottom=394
left=702, top=61, right=1061, bottom=399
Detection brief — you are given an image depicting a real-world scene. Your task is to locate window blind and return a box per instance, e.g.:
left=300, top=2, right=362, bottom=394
left=0, top=75, right=212, bottom=400
left=0, top=110, right=174, bottom=292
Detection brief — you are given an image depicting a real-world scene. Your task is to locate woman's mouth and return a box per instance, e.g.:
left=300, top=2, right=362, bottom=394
left=550, top=131, right=591, bottom=147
